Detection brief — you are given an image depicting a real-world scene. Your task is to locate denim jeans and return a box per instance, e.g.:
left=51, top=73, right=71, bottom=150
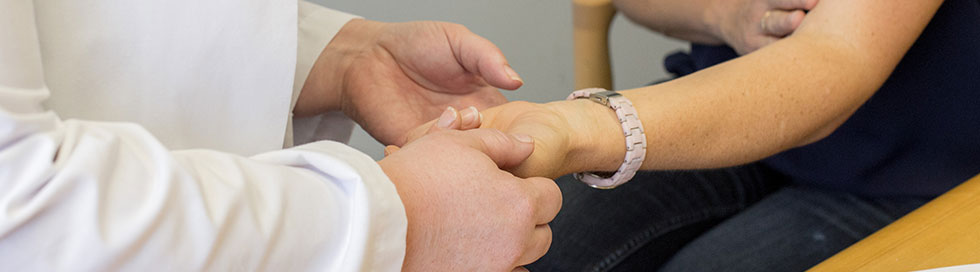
left=527, top=163, right=929, bottom=271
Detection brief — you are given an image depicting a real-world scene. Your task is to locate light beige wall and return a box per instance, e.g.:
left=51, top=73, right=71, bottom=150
left=311, top=0, right=687, bottom=159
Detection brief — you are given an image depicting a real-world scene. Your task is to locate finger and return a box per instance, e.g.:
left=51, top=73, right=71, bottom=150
left=515, top=224, right=553, bottom=266
left=402, top=106, right=464, bottom=144
left=762, top=10, right=806, bottom=37
left=455, top=128, right=535, bottom=169
left=768, top=0, right=818, bottom=10
left=524, top=176, right=562, bottom=225
left=458, top=106, right=484, bottom=130
left=449, top=25, right=524, bottom=90
left=436, top=106, right=461, bottom=130
left=400, top=119, right=436, bottom=146
left=383, top=145, right=400, bottom=157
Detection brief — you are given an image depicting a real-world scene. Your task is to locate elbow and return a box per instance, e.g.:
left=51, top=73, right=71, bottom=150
left=795, top=106, right=858, bottom=147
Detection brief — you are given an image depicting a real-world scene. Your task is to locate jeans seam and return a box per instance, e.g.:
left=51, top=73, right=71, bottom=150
left=590, top=206, right=744, bottom=272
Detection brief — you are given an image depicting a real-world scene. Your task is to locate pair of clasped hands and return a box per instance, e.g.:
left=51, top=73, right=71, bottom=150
left=299, top=0, right=813, bottom=269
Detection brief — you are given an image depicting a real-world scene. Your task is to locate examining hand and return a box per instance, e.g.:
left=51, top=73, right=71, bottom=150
left=297, top=19, right=523, bottom=146
left=708, top=0, right=818, bottom=54
left=379, top=128, right=561, bottom=271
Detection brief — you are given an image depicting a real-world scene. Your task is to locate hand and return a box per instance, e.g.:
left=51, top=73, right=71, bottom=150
left=475, top=102, right=579, bottom=179
left=297, top=19, right=523, bottom=146
left=707, top=0, right=818, bottom=54
left=379, top=128, right=561, bottom=271
left=400, top=100, right=624, bottom=179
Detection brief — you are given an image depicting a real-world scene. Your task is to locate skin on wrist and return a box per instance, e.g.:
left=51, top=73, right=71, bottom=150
left=546, top=99, right=627, bottom=175
left=295, top=19, right=386, bottom=117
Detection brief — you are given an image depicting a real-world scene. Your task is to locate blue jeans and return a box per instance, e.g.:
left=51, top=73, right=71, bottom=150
left=527, top=163, right=929, bottom=271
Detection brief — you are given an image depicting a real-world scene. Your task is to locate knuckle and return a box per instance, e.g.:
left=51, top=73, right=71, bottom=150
left=512, top=193, right=537, bottom=223
left=502, top=243, right=525, bottom=265
left=539, top=178, right=562, bottom=210
left=538, top=226, right=554, bottom=255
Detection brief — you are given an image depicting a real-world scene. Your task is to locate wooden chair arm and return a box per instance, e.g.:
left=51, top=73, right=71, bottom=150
left=812, top=173, right=980, bottom=271
left=572, top=0, right=616, bottom=90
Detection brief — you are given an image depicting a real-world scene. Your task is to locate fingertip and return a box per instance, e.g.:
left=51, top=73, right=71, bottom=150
left=459, top=106, right=482, bottom=129
left=793, top=9, right=806, bottom=20
left=507, top=133, right=536, bottom=166
left=504, top=65, right=524, bottom=88
left=436, top=106, right=459, bottom=129
left=484, top=61, right=524, bottom=90
left=383, top=145, right=401, bottom=157
left=787, top=10, right=806, bottom=31
left=459, top=33, right=523, bottom=90
left=471, top=129, right=535, bottom=168
left=764, top=10, right=804, bottom=37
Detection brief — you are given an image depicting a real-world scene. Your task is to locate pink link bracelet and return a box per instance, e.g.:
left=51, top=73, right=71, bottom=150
left=566, top=88, right=647, bottom=189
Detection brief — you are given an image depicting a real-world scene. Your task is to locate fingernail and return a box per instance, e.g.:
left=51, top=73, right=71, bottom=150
left=505, top=66, right=523, bottom=83
left=437, top=106, right=457, bottom=129
left=460, top=106, right=479, bottom=127
left=513, top=134, right=533, bottom=144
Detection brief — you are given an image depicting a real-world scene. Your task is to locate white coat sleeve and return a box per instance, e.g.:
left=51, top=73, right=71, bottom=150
left=286, top=2, right=360, bottom=147
left=0, top=1, right=407, bottom=271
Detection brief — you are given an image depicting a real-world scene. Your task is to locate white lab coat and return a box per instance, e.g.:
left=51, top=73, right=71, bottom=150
left=0, top=0, right=406, bottom=270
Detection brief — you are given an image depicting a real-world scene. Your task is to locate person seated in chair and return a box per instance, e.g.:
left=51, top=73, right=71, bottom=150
left=398, top=0, right=980, bottom=270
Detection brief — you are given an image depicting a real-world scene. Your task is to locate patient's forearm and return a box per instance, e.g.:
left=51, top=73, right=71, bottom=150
left=626, top=37, right=886, bottom=169
left=559, top=0, right=943, bottom=173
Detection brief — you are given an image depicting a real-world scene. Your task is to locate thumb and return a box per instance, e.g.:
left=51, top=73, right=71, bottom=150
left=450, top=27, right=524, bottom=90
left=456, top=128, right=535, bottom=169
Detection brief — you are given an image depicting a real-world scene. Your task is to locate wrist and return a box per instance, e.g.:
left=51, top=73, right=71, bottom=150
left=545, top=99, right=626, bottom=175
left=295, top=19, right=385, bottom=117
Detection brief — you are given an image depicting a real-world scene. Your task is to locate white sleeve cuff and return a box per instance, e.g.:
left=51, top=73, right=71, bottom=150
left=253, top=140, right=407, bottom=271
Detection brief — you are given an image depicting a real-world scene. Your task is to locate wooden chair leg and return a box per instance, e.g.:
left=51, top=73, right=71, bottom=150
left=573, top=0, right=616, bottom=90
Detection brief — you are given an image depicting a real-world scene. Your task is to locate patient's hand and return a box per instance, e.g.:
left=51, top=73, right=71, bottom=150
left=478, top=101, right=578, bottom=178
left=401, top=100, right=625, bottom=179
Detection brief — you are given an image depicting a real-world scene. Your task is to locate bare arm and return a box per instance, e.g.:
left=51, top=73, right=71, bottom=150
left=557, top=0, right=945, bottom=173
left=468, top=0, right=944, bottom=179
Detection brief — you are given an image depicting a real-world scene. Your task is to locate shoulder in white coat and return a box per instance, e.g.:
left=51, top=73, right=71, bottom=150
left=0, top=1, right=406, bottom=271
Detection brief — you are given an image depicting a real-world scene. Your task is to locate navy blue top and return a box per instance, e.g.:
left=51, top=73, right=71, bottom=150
left=663, top=0, right=980, bottom=197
